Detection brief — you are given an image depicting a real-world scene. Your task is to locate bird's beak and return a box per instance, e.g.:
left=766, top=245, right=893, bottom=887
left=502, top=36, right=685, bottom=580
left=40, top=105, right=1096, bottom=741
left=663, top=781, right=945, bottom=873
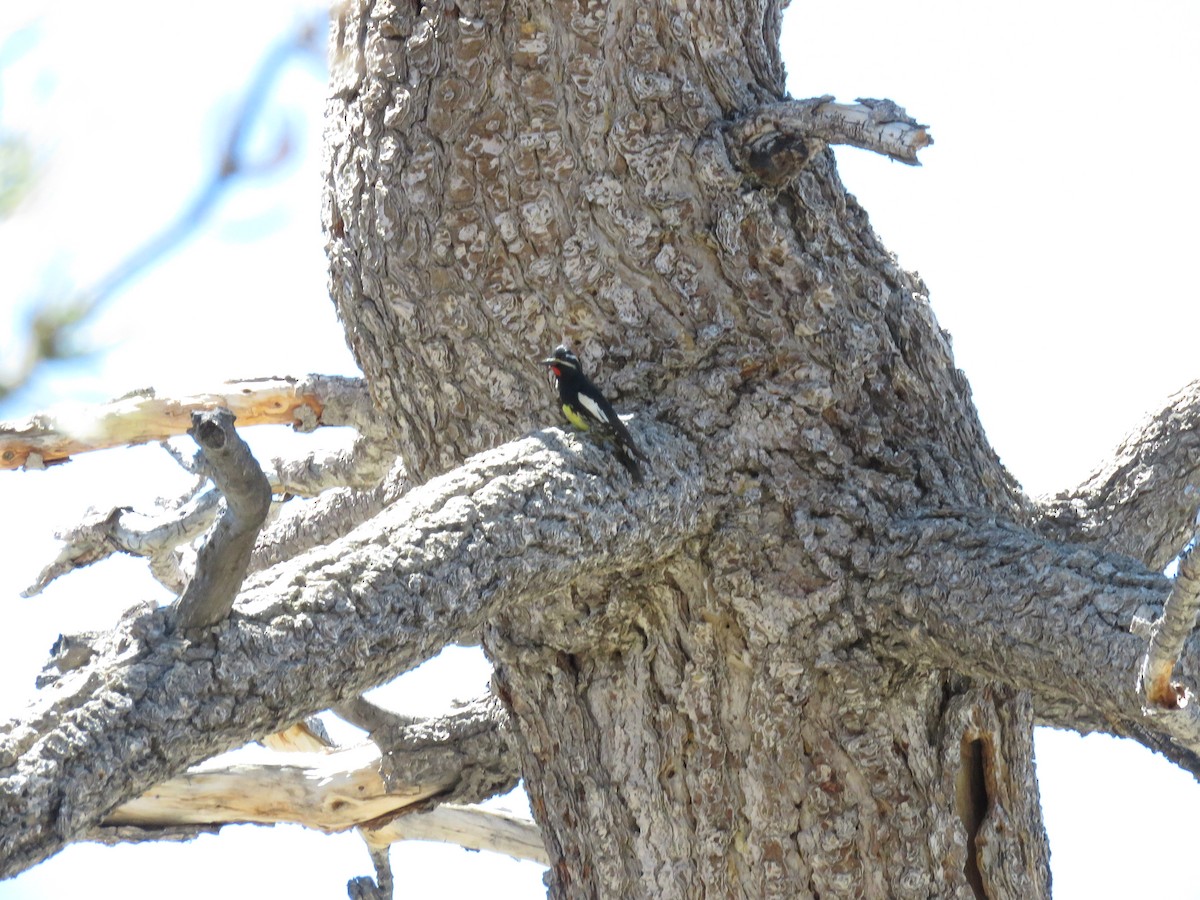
left=539, top=357, right=557, bottom=366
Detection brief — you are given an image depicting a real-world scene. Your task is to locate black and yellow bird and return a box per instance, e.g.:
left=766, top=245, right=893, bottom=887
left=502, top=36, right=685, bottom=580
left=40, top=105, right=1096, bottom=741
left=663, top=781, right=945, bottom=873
left=541, top=344, right=648, bottom=482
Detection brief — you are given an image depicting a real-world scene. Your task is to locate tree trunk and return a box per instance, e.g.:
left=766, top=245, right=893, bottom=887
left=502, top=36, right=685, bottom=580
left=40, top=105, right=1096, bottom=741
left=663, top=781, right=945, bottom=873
left=323, top=0, right=1050, bottom=895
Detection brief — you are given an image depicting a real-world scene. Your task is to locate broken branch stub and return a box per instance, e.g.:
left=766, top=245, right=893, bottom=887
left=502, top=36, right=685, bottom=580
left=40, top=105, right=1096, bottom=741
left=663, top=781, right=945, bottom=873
left=726, top=95, right=933, bottom=186
left=174, top=409, right=273, bottom=630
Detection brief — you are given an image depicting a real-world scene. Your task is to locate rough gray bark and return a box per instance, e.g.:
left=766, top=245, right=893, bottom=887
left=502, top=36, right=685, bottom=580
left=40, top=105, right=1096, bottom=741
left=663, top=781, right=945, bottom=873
left=0, top=426, right=701, bottom=876
left=319, top=0, right=1035, bottom=895
left=4, top=0, right=1200, bottom=897
left=315, top=0, right=1185, bottom=896
left=1037, top=380, right=1200, bottom=571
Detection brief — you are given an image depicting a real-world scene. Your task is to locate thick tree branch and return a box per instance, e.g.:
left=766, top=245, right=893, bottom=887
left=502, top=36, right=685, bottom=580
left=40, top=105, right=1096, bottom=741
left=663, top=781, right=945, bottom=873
left=726, top=95, right=932, bottom=185
left=863, top=514, right=1200, bottom=775
left=174, top=410, right=273, bottom=630
left=1036, top=380, right=1200, bottom=571
left=250, top=460, right=409, bottom=571
left=0, top=422, right=702, bottom=878
left=0, top=375, right=375, bottom=470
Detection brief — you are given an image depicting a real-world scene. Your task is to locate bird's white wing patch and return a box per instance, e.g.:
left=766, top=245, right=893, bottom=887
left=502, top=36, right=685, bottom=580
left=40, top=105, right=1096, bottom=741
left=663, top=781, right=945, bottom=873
left=577, top=393, right=609, bottom=424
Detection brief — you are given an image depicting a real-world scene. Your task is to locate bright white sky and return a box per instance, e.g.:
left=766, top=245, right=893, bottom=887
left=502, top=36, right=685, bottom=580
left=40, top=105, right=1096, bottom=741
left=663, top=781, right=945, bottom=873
left=1, top=2, right=1198, bottom=897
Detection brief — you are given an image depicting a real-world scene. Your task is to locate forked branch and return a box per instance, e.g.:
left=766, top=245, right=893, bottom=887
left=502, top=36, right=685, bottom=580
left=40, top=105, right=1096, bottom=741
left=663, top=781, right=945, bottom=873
left=0, top=421, right=702, bottom=878
left=25, top=443, right=403, bottom=598
left=868, top=514, right=1200, bottom=776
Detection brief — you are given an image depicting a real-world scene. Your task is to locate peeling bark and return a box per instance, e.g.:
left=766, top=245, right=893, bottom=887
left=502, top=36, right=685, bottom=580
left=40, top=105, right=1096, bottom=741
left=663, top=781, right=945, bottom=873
left=0, top=375, right=373, bottom=470
left=103, top=697, right=518, bottom=834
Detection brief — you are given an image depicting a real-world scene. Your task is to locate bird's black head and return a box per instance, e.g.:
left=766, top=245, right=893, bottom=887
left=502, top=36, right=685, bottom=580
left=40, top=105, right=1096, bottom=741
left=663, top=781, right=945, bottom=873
left=541, top=344, right=582, bottom=380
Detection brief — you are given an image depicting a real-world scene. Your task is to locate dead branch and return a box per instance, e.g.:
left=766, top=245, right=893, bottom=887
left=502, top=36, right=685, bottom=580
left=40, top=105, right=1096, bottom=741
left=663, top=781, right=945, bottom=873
left=174, top=409, right=273, bottom=630
left=0, top=421, right=703, bottom=878
left=367, top=804, right=549, bottom=865
left=1135, top=539, right=1200, bottom=710
left=24, top=492, right=219, bottom=597
left=84, top=695, right=542, bottom=898
left=102, top=696, right=517, bottom=832
left=726, top=95, right=932, bottom=185
left=24, top=442, right=401, bottom=598
left=266, top=433, right=398, bottom=495
left=0, top=374, right=374, bottom=470
left=105, top=743, right=407, bottom=831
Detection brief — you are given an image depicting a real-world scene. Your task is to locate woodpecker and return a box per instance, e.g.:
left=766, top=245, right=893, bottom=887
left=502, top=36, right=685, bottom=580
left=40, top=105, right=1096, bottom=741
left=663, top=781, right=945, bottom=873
left=541, top=344, right=648, bottom=482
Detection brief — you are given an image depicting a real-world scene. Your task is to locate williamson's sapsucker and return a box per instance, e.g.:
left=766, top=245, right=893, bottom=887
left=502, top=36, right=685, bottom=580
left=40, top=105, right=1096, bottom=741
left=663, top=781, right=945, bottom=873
left=542, top=344, right=648, bottom=482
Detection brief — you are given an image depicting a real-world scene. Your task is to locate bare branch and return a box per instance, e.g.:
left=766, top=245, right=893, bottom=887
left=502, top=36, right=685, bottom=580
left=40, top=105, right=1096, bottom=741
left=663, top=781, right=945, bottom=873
left=0, top=375, right=374, bottom=470
left=1136, top=540, right=1200, bottom=710
left=0, top=421, right=703, bottom=877
left=101, top=697, right=516, bottom=834
left=368, top=804, right=549, bottom=865
left=175, top=410, right=273, bottom=630
left=726, top=95, right=932, bottom=185
left=24, top=445, right=401, bottom=598
left=266, top=434, right=398, bottom=495
left=86, top=692, right=543, bottom=876
left=104, top=743, right=409, bottom=831
left=23, top=492, right=219, bottom=597
left=251, top=460, right=408, bottom=570
left=1036, top=380, right=1200, bottom=571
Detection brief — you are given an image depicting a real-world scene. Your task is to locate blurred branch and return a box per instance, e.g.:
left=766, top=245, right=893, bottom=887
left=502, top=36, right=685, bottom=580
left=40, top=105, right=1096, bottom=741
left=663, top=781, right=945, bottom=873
left=0, top=12, right=326, bottom=405
left=0, top=134, right=34, bottom=217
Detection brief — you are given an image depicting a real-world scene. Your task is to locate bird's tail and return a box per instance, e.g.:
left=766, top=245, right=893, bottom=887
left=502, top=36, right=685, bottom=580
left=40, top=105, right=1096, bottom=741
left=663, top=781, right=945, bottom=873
left=612, top=444, right=644, bottom=483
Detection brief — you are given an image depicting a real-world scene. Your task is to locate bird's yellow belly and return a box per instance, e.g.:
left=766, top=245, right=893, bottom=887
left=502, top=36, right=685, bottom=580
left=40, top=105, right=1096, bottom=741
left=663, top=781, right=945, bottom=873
left=562, top=403, right=590, bottom=431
